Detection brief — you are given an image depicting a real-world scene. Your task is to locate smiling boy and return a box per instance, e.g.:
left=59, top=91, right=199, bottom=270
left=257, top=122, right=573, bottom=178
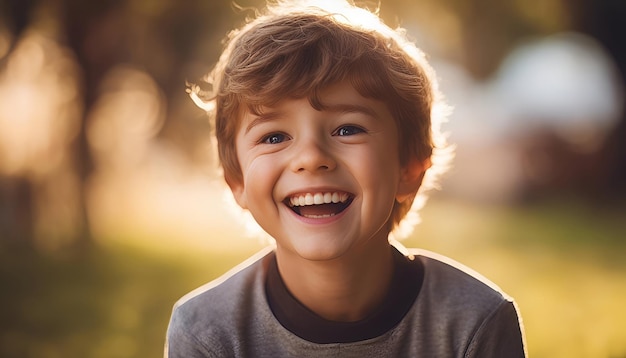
left=165, top=1, right=526, bottom=357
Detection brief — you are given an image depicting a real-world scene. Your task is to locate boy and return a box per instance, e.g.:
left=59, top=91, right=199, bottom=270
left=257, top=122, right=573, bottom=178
left=166, top=0, right=526, bottom=357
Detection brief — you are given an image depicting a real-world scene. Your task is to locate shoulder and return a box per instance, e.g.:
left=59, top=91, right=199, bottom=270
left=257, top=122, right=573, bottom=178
left=174, top=247, right=272, bottom=314
left=410, top=249, right=512, bottom=304
left=410, top=248, right=517, bottom=319
left=406, top=249, right=526, bottom=357
left=166, top=247, right=274, bottom=357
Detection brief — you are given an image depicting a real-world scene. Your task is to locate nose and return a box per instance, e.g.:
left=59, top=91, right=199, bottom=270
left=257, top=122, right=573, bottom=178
left=290, top=136, right=337, bottom=173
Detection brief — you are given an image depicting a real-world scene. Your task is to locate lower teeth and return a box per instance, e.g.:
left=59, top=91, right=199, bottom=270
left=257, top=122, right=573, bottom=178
left=303, top=213, right=336, bottom=219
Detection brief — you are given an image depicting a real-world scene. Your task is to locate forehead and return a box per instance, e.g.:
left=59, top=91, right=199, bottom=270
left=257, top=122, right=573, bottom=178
left=238, top=80, right=392, bottom=125
left=318, top=81, right=388, bottom=110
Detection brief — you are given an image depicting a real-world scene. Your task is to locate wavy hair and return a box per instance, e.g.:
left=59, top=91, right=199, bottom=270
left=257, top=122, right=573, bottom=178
left=191, top=0, right=453, bottom=237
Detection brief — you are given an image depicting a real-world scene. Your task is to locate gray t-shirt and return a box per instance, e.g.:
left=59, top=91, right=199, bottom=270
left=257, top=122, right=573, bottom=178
left=165, top=247, right=526, bottom=357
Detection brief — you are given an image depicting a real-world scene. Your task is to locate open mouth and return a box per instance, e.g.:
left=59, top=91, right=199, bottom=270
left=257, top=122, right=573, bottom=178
left=285, top=191, right=354, bottom=219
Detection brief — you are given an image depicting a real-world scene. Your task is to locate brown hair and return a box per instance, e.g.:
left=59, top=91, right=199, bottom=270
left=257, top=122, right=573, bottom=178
left=191, top=0, right=452, bottom=235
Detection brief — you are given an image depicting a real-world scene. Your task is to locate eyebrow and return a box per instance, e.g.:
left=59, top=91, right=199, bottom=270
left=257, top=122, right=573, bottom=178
left=244, top=111, right=285, bottom=134
left=244, top=103, right=379, bottom=134
left=325, top=103, right=378, bottom=118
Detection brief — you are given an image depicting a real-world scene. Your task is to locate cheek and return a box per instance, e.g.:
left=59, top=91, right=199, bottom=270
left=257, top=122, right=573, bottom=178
left=242, top=157, right=281, bottom=201
left=361, top=144, right=401, bottom=199
left=365, top=140, right=400, bottom=175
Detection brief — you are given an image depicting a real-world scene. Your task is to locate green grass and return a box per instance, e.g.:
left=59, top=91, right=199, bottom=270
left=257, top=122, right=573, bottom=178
left=0, top=243, right=261, bottom=358
left=1, top=199, right=624, bottom=357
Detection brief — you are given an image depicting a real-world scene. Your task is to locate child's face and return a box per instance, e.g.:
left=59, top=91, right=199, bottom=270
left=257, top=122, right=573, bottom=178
left=229, top=81, right=414, bottom=261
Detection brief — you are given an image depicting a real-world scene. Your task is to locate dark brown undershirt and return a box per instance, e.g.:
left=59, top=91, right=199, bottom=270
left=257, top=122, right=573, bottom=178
left=265, top=247, right=424, bottom=344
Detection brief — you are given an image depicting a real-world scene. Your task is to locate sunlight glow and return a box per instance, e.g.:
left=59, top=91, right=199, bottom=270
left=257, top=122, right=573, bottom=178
left=0, top=30, right=82, bottom=250
left=0, top=32, right=79, bottom=177
left=86, top=66, right=259, bottom=252
left=87, top=66, right=165, bottom=172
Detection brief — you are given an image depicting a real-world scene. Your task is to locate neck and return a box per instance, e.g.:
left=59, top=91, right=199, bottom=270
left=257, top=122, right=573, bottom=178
left=275, top=240, right=395, bottom=322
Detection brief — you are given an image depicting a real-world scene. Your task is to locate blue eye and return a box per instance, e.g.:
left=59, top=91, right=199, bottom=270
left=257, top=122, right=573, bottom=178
left=336, top=125, right=365, bottom=136
left=262, top=133, right=288, bottom=144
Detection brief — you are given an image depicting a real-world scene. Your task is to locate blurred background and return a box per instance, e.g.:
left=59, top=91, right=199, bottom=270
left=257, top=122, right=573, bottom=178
left=0, top=0, right=624, bottom=356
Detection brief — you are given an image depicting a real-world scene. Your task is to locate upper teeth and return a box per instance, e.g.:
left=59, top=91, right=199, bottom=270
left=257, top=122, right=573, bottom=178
left=289, top=192, right=349, bottom=207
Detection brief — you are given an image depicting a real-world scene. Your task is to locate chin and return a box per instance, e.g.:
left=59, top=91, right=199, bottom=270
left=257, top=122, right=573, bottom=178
left=287, top=238, right=351, bottom=262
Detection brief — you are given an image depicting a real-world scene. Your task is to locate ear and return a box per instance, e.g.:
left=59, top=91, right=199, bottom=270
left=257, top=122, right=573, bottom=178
left=225, top=177, right=248, bottom=209
left=396, top=158, right=431, bottom=203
